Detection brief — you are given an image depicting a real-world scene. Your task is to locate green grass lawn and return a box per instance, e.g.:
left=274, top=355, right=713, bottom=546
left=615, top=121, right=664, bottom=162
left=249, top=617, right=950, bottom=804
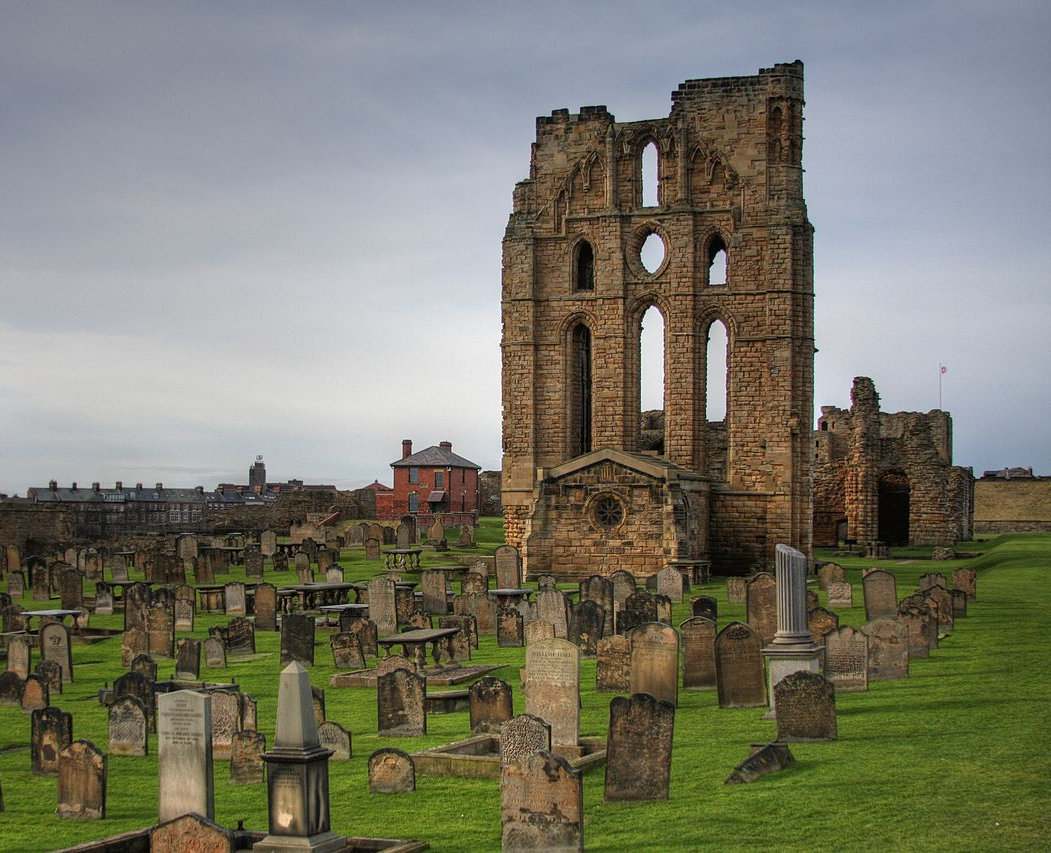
left=0, top=527, right=1048, bottom=851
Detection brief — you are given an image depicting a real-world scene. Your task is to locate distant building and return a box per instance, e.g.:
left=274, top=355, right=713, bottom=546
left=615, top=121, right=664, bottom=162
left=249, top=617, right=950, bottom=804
left=974, top=467, right=1051, bottom=534
left=376, top=440, right=481, bottom=526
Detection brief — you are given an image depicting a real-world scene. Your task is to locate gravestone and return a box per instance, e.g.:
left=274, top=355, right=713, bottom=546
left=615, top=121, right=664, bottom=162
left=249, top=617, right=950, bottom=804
left=523, top=618, right=554, bottom=648
left=31, top=562, right=50, bottom=601
left=0, top=672, right=23, bottom=706
left=725, top=742, right=796, bottom=785
left=609, top=570, right=637, bottom=615
left=823, top=626, right=868, bottom=692
left=726, top=576, right=747, bottom=605
left=461, top=572, right=488, bottom=596
left=524, top=638, right=579, bottom=748
left=897, top=601, right=934, bottom=659
left=715, top=621, right=766, bottom=708
left=568, top=599, right=604, bottom=655
left=193, top=554, right=214, bottom=584
left=60, top=567, right=83, bottom=611
left=863, top=570, right=898, bottom=621
left=535, top=574, right=558, bottom=591
left=150, top=813, right=233, bottom=851
left=56, top=740, right=106, bottom=819
left=746, top=572, right=777, bottom=645
left=604, top=693, right=675, bottom=802
left=110, top=555, right=129, bottom=582
left=500, top=750, right=583, bottom=853
left=32, top=706, right=73, bottom=775
left=272, top=552, right=288, bottom=574
left=376, top=654, right=413, bottom=677
left=494, top=545, right=522, bottom=589
left=83, top=552, right=103, bottom=582
left=294, top=553, right=313, bottom=584
left=203, top=637, right=227, bottom=669
left=923, top=585, right=954, bottom=633
left=316, top=548, right=335, bottom=575
left=618, top=590, right=657, bottom=635
left=226, top=616, right=256, bottom=655
left=827, top=581, right=853, bottom=609
left=229, top=730, right=266, bottom=784
left=368, top=748, right=415, bottom=794
left=94, top=584, right=114, bottom=616
left=579, top=575, right=615, bottom=635
left=1, top=604, right=27, bottom=633
left=330, top=632, right=366, bottom=669
left=114, top=671, right=155, bottom=732
left=254, top=582, right=278, bottom=631
left=364, top=538, right=381, bottom=561
left=427, top=517, right=445, bottom=547
left=7, top=571, right=25, bottom=598
left=40, top=621, right=73, bottom=683
left=121, top=627, right=148, bottom=669
left=210, top=689, right=244, bottom=760
left=395, top=522, right=412, bottom=549
left=317, top=721, right=351, bottom=761
left=595, top=634, right=631, bottom=692
left=224, top=582, right=247, bottom=616
left=21, top=673, right=49, bottom=713
left=349, top=617, right=379, bottom=658
left=498, top=607, right=525, bottom=647
left=918, top=572, right=947, bottom=591
left=158, top=690, right=213, bottom=822
left=629, top=622, right=679, bottom=707
left=656, top=566, right=684, bottom=604
left=808, top=607, right=839, bottom=644
left=175, top=639, right=201, bottom=681
left=457, top=523, right=475, bottom=548
left=817, top=562, right=846, bottom=590
left=368, top=576, right=398, bottom=636
left=655, top=593, right=673, bottom=625
left=469, top=676, right=513, bottom=735
left=691, top=596, right=717, bottom=622
left=459, top=591, right=497, bottom=635
left=7, top=635, right=31, bottom=679
left=500, top=713, right=551, bottom=767
left=377, top=668, right=426, bottom=737
left=146, top=602, right=175, bottom=659
left=953, top=567, right=977, bottom=601
left=281, top=613, right=316, bottom=666
left=774, top=670, right=837, bottom=741
left=420, top=570, right=449, bottom=616
left=108, top=695, right=148, bottom=756
left=680, top=617, right=717, bottom=690
left=952, top=588, right=968, bottom=618
left=861, top=617, right=910, bottom=680
left=260, top=530, right=277, bottom=557
left=174, top=597, right=194, bottom=632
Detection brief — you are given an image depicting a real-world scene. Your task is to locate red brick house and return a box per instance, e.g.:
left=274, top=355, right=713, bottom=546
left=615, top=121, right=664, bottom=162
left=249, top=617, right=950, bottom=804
left=377, top=440, right=481, bottom=525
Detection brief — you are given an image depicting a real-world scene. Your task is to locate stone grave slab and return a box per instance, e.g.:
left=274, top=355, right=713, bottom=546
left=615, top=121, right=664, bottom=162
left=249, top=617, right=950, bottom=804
left=680, top=616, right=717, bottom=690
left=774, top=671, right=837, bottom=741
left=629, top=622, right=679, bottom=707
left=604, top=692, right=675, bottom=802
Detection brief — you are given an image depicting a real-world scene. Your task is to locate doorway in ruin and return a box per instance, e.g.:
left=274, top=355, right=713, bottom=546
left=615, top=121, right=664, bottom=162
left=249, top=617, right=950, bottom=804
left=878, top=472, right=910, bottom=546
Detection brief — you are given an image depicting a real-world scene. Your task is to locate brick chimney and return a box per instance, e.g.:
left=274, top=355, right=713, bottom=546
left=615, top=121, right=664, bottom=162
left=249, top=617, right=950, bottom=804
left=439, top=441, right=452, bottom=453
left=92, top=482, right=101, bottom=492
left=402, top=439, right=413, bottom=459
left=71, top=482, right=78, bottom=491
left=155, top=482, right=163, bottom=491
left=135, top=483, right=143, bottom=491
left=49, top=480, right=57, bottom=491
left=115, top=481, right=122, bottom=490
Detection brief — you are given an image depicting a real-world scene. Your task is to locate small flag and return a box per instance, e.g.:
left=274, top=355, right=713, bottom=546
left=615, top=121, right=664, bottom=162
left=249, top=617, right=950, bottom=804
left=940, top=365, right=947, bottom=374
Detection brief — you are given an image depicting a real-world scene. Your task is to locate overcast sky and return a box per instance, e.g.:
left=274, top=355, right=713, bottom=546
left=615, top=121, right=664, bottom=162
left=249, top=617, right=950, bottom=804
left=1, top=1, right=1048, bottom=495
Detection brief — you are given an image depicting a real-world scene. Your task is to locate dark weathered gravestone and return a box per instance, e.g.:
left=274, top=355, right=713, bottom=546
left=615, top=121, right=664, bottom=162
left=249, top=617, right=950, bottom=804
left=494, top=544, right=522, bottom=589
left=1, top=604, right=27, bottom=633
left=406, top=609, right=431, bottom=630
left=918, top=572, right=947, bottom=591
left=158, top=689, right=214, bottom=822
left=726, top=576, right=747, bottom=605
left=629, top=622, right=679, bottom=707
left=271, top=551, right=288, bottom=574
left=7, top=571, right=25, bottom=599
left=36, top=660, right=63, bottom=695
left=498, top=607, right=525, bottom=648
left=808, top=606, right=839, bottom=644
left=318, top=721, right=351, bottom=761
left=32, top=706, right=73, bottom=775
left=952, top=588, right=968, bottom=618
left=817, top=562, right=846, bottom=590
left=364, top=537, right=381, bottom=561
left=715, top=621, right=766, bottom=708
left=500, top=713, right=550, bottom=768
left=377, top=668, right=426, bottom=737
left=691, top=596, right=718, bottom=622
left=203, top=637, right=227, bottom=669
left=524, top=638, right=579, bottom=748
left=254, top=582, right=277, bottom=632
left=861, top=617, right=909, bottom=680
left=774, top=670, right=837, bottom=741
left=469, top=676, right=513, bottom=735
left=40, top=621, right=73, bottom=683
left=108, top=695, right=148, bottom=756
left=680, top=616, right=717, bottom=690
left=294, top=552, right=312, bottom=584
left=604, top=692, right=675, bottom=802
left=6, top=634, right=31, bottom=679
left=725, top=742, right=796, bottom=784
left=595, top=634, right=632, bottom=692
left=501, top=750, right=583, bottom=853
left=568, top=599, right=604, bottom=655
left=348, top=617, right=379, bottom=659
left=897, top=601, right=934, bottom=659
left=368, top=576, right=398, bottom=636
left=330, top=632, right=366, bottom=669
left=31, top=562, right=51, bottom=601
left=229, top=730, right=266, bottom=784
left=618, top=590, right=656, bottom=635
left=21, top=673, right=49, bottom=713
left=953, top=567, right=977, bottom=601
left=281, top=614, right=315, bottom=666
left=746, top=572, right=777, bottom=645
left=244, top=548, right=264, bottom=579
left=579, top=575, right=615, bottom=635
left=114, top=671, right=155, bottom=732
left=56, top=739, right=106, bottom=819
left=656, top=566, right=684, bottom=604
left=225, top=616, right=255, bottom=655
left=121, top=627, right=148, bottom=669
left=146, top=602, right=175, bottom=659
left=368, top=747, right=415, bottom=793
left=461, top=571, right=488, bottom=596
left=826, top=581, right=853, bottom=609
left=457, top=591, right=497, bottom=636
left=823, top=625, right=868, bottom=692
left=923, top=585, right=954, bottom=633
left=175, top=639, right=201, bottom=681
left=59, top=567, right=83, bottom=611
left=420, top=570, right=449, bottom=615
left=609, top=569, right=636, bottom=614
left=863, top=569, right=898, bottom=621
left=655, top=593, right=673, bottom=625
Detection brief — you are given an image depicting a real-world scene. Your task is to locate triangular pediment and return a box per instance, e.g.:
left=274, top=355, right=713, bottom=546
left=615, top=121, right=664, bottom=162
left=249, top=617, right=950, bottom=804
left=544, top=447, right=705, bottom=483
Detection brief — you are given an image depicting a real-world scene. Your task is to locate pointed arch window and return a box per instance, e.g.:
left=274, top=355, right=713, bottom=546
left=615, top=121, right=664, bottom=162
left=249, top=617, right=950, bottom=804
left=641, top=141, right=659, bottom=207
left=574, top=240, right=595, bottom=291
left=569, top=324, right=593, bottom=457
left=707, top=235, right=728, bottom=286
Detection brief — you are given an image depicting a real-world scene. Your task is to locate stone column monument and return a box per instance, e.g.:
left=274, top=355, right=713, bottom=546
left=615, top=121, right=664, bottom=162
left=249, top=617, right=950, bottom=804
left=761, top=544, right=822, bottom=716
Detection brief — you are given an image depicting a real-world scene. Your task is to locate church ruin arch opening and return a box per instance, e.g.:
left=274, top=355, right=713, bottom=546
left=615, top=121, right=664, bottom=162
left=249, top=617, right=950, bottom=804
left=567, top=323, right=593, bottom=458
left=641, top=140, right=659, bottom=207
left=639, top=304, right=666, bottom=455
left=878, top=471, right=910, bottom=546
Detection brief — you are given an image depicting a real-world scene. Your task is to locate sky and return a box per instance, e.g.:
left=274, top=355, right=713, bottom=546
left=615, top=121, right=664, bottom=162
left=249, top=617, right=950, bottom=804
left=1, top=1, right=1049, bottom=495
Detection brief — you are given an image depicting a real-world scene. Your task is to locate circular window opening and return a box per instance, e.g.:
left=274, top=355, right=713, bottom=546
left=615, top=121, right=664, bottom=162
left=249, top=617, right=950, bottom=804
left=640, top=232, right=665, bottom=274
left=594, top=495, right=625, bottom=530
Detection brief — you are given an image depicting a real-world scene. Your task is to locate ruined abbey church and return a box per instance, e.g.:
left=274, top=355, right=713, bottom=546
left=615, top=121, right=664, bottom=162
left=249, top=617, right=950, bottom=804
left=501, top=62, right=814, bottom=578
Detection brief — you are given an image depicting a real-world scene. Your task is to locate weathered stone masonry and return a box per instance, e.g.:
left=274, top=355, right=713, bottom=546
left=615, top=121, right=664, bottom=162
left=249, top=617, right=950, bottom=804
left=501, top=62, right=814, bottom=578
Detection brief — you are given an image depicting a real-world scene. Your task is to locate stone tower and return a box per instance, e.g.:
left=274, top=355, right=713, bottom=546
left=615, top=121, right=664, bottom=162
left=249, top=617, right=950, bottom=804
left=501, top=62, right=814, bottom=577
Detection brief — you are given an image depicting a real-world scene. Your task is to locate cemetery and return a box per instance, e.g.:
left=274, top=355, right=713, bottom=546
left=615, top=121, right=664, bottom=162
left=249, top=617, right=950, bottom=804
left=0, top=522, right=1047, bottom=850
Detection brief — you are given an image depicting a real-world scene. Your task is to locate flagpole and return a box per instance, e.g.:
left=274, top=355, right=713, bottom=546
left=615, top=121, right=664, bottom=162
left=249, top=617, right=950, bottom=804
left=939, top=364, right=943, bottom=410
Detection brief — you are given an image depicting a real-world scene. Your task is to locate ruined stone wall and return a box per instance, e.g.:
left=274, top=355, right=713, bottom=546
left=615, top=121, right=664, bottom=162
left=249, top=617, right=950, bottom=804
left=973, top=478, right=1051, bottom=533
left=502, top=62, right=814, bottom=573
left=478, top=471, right=503, bottom=517
left=0, top=502, right=75, bottom=554
left=708, top=488, right=768, bottom=574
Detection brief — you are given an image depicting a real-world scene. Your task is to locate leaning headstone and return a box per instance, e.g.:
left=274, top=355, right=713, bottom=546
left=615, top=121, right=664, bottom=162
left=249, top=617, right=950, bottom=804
left=420, top=570, right=449, bottom=616
left=317, top=721, right=351, bottom=761
left=823, top=626, right=868, bottom=692
left=726, top=576, right=747, bottom=605
left=952, top=568, right=977, bottom=601
left=746, top=572, right=777, bottom=645
left=175, top=639, right=201, bottom=681
left=656, top=566, right=684, bottom=604
left=280, top=613, right=316, bottom=666
left=863, top=569, right=898, bottom=621
left=725, top=742, right=796, bottom=784
left=826, top=581, right=853, bottom=609
left=203, top=637, right=227, bottom=669
left=494, top=544, right=522, bottom=589
left=579, top=575, right=615, bottom=635
left=21, top=673, right=49, bottom=713
left=254, top=582, right=277, bottom=631
left=368, top=747, right=415, bottom=793
left=40, top=621, right=74, bottom=683
left=349, top=617, right=380, bottom=659
left=330, top=632, right=366, bottom=669
left=6, top=634, right=31, bottom=679
left=680, top=616, right=717, bottom=690
left=56, top=740, right=106, bottom=819
left=715, top=621, right=766, bottom=708
left=604, top=692, right=675, bottom=802
left=860, top=617, right=910, bottom=681
left=32, top=706, right=73, bottom=775
left=923, top=584, right=955, bottom=633
left=498, top=607, right=525, bottom=648
left=158, top=690, right=213, bottom=822
left=377, top=668, right=426, bottom=737
left=108, top=696, right=148, bottom=756
left=225, top=616, right=256, bottom=655
left=210, top=689, right=243, bottom=761
left=524, top=638, right=579, bottom=748
left=629, top=622, right=679, bottom=707
left=229, top=730, right=266, bottom=784
left=469, top=676, right=513, bottom=735
left=774, top=671, right=837, bottom=741
left=368, top=576, right=398, bottom=636
left=568, top=599, right=605, bottom=655
left=0, top=671, right=23, bottom=706
left=501, top=750, right=583, bottom=853
left=595, top=634, right=632, bottom=692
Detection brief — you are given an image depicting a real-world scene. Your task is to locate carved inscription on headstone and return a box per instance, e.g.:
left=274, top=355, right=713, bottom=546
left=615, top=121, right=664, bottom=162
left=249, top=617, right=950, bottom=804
left=524, top=639, right=579, bottom=747
left=604, top=693, right=675, bottom=802
left=774, top=671, right=837, bottom=741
